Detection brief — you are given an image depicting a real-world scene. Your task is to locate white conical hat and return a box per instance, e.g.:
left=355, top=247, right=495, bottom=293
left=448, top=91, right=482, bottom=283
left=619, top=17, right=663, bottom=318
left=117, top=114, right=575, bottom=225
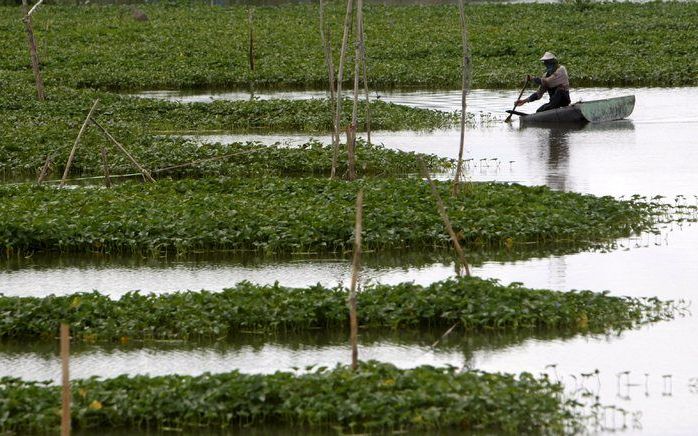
left=540, top=52, right=557, bottom=61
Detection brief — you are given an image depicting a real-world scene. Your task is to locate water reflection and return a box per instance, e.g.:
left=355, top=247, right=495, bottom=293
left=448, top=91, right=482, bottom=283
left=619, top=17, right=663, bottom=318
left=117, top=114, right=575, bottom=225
left=0, top=244, right=608, bottom=297
left=0, top=327, right=586, bottom=383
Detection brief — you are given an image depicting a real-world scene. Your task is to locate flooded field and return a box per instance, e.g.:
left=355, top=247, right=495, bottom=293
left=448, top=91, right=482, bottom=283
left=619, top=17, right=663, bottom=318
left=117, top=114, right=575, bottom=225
left=3, top=87, right=698, bottom=434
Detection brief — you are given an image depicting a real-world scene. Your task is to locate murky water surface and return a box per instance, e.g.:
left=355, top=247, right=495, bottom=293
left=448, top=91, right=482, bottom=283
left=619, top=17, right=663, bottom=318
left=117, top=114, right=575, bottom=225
left=4, top=87, right=698, bottom=434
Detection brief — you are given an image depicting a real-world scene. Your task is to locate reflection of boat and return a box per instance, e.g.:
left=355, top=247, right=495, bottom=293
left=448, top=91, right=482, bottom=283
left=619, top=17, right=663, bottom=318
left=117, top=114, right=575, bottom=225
left=507, top=95, right=635, bottom=125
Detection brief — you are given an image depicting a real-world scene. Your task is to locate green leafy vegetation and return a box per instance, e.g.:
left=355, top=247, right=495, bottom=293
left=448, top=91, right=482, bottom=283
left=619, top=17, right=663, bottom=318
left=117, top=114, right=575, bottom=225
left=0, top=277, right=677, bottom=341
left=0, top=177, right=657, bottom=255
left=0, top=76, right=456, bottom=176
left=1, top=2, right=695, bottom=90
left=0, top=361, right=580, bottom=434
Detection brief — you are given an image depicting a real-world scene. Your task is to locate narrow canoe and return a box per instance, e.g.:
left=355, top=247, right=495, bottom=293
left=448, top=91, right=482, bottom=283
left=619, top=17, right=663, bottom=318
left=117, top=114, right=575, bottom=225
left=507, top=95, right=635, bottom=125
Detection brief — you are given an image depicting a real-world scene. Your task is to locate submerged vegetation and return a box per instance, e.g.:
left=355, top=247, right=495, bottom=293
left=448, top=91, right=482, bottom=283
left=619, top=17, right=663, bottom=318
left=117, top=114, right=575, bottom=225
left=0, top=361, right=580, bottom=434
left=0, top=2, right=695, bottom=89
left=0, top=277, right=677, bottom=341
left=0, top=177, right=658, bottom=255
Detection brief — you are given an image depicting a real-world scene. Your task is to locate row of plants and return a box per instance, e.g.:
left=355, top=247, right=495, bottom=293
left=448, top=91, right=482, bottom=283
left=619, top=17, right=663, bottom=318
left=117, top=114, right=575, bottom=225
left=0, top=177, right=658, bottom=255
left=0, top=361, right=580, bottom=434
left=1, top=2, right=695, bottom=90
left=0, top=277, right=677, bottom=341
left=0, top=76, right=458, bottom=175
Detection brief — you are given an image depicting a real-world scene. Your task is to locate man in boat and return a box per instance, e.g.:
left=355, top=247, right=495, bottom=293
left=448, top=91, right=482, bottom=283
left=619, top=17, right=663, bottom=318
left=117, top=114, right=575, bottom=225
left=515, top=52, right=570, bottom=112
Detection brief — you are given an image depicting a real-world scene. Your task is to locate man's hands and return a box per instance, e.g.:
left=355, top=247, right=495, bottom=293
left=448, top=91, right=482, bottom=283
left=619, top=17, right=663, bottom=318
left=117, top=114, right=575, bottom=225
left=515, top=99, right=527, bottom=107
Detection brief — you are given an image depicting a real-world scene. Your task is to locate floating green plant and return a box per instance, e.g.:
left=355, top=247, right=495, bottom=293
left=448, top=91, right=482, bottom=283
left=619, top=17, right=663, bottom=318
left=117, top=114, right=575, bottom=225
left=0, top=2, right=694, bottom=89
left=0, top=361, right=581, bottom=434
left=0, top=177, right=659, bottom=255
left=0, top=277, right=678, bottom=341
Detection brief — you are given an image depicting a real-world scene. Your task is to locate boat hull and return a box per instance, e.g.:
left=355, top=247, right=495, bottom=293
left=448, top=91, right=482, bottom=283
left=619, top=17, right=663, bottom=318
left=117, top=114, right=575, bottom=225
left=514, top=95, right=635, bottom=125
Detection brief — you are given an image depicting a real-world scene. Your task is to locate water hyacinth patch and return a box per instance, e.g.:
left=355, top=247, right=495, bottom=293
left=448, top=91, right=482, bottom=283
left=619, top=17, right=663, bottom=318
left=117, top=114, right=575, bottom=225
left=0, top=3, right=695, bottom=89
left=0, top=177, right=657, bottom=255
left=0, top=277, right=677, bottom=341
left=0, top=78, right=457, bottom=175
left=0, top=362, right=581, bottom=434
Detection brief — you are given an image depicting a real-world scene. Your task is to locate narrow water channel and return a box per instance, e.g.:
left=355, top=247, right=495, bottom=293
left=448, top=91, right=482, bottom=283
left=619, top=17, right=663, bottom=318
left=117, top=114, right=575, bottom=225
left=3, top=87, right=698, bottom=434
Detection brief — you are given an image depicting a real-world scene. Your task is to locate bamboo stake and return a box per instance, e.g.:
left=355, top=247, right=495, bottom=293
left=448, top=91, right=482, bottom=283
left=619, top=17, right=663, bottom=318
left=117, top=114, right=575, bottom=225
left=452, top=0, right=471, bottom=195
left=418, top=159, right=471, bottom=277
left=319, top=0, right=339, bottom=156
left=89, top=118, right=156, bottom=183
left=349, top=189, right=363, bottom=370
left=21, top=0, right=46, bottom=101
left=347, top=0, right=363, bottom=181
left=331, top=0, right=354, bottom=179
left=100, top=147, right=112, bottom=188
left=37, top=154, right=52, bottom=183
left=248, top=8, right=255, bottom=72
left=60, top=99, right=100, bottom=187
left=358, top=1, right=371, bottom=145
left=60, top=323, right=70, bottom=436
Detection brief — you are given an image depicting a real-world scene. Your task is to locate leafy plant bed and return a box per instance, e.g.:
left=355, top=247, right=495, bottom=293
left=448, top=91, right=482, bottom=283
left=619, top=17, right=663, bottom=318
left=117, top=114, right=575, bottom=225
left=0, top=78, right=456, bottom=175
left=1, top=3, right=695, bottom=89
left=0, top=177, right=657, bottom=255
left=0, top=277, right=676, bottom=341
left=0, top=361, right=580, bottom=434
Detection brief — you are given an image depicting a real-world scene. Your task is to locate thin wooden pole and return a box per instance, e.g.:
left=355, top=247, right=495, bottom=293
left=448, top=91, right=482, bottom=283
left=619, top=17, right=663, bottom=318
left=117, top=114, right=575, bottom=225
left=89, top=118, right=156, bottom=183
left=100, top=146, right=112, bottom=188
left=37, top=154, right=52, bottom=183
left=452, top=0, right=471, bottom=195
left=60, top=99, right=100, bottom=187
left=331, top=0, right=354, bottom=179
left=358, top=2, right=371, bottom=145
left=319, top=0, right=339, bottom=159
left=419, top=159, right=471, bottom=277
left=347, top=0, right=362, bottom=181
left=22, top=0, right=46, bottom=101
left=248, top=8, right=255, bottom=72
left=60, top=323, right=71, bottom=436
left=349, top=189, right=363, bottom=370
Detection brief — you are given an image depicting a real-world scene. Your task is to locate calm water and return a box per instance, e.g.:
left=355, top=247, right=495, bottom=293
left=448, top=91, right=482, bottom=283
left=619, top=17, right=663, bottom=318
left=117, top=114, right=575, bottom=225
left=4, top=87, right=698, bottom=434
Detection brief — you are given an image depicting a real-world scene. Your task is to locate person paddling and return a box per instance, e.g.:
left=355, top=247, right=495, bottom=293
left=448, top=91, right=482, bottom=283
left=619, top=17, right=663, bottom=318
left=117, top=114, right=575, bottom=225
left=515, top=52, right=570, bottom=112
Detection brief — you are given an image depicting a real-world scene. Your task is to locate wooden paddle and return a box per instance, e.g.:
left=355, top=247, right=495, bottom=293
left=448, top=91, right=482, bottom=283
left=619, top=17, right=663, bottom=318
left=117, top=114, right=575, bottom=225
left=505, top=77, right=530, bottom=123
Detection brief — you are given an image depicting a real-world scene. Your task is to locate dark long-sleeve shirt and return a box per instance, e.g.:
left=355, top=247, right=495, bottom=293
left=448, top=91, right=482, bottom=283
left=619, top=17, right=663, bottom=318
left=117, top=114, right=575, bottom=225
left=528, top=65, right=569, bottom=102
